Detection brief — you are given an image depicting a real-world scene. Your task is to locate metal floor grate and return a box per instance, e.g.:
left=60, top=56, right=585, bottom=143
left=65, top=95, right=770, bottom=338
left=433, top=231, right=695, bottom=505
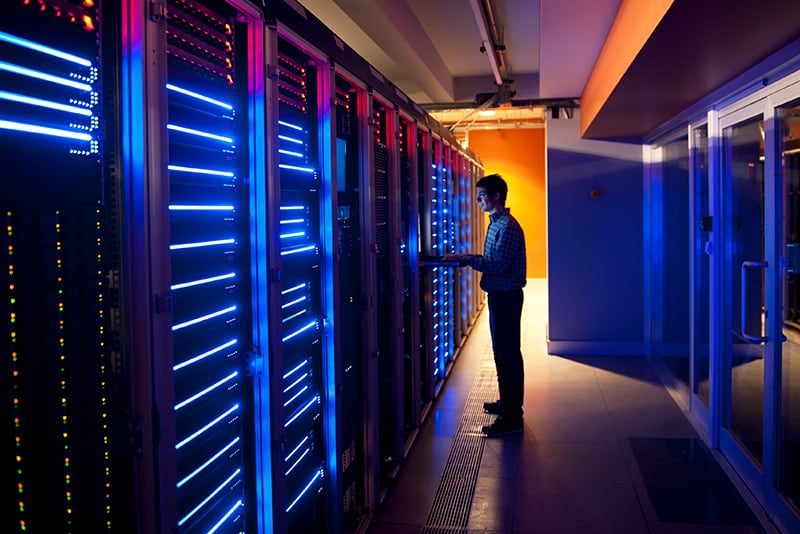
left=422, top=349, right=496, bottom=533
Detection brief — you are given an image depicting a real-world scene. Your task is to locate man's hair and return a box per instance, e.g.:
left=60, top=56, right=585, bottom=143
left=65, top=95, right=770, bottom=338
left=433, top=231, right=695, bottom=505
left=476, top=173, right=508, bottom=204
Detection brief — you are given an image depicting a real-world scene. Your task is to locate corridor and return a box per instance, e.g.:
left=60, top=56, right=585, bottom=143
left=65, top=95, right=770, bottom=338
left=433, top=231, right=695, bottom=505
left=369, top=279, right=772, bottom=533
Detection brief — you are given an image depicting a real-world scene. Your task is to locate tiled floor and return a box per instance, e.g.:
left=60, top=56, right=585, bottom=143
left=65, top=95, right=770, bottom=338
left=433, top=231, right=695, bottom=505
left=368, top=279, right=774, bottom=534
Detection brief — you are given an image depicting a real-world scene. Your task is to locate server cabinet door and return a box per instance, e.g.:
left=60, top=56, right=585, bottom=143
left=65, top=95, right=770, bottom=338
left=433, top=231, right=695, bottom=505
left=0, top=3, right=130, bottom=531
left=269, top=34, right=330, bottom=533
left=398, top=115, right=421, bottom=445
left=370, top=96, right=404, bottom=486
left=332, top=71, right=370, bottom=531
left=162, top=1, right=255, bottom=531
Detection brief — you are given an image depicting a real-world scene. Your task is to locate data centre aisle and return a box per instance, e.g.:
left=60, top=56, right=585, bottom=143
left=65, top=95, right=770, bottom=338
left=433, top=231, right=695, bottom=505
left=368, top=279, right=774, bottom=534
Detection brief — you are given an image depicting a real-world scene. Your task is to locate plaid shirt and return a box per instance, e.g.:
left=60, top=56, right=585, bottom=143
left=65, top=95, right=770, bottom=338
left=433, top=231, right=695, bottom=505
left=465, top=207, right=527, bottom=292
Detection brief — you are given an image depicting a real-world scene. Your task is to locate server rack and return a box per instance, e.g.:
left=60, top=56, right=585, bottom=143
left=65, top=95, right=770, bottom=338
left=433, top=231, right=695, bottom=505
left=416, top=126, right=436, bottom=406
left=398, top=111, right=422, bottom=448
left=455, top=151, right=471, bottom=342
left=425, top=135, right=447, bottom=387
left=331, top=67, right=371, bottom=532
left=126, top=0, right=265, bottom=531
left=369, top=92, right=406, bottom=488
left=2, top=1, right=485, bottom=532
left=441, top=142, right=456, bottom=368
left=0, top=2, right=129, bottom=531
left=265, top=28, right=334, bottom=533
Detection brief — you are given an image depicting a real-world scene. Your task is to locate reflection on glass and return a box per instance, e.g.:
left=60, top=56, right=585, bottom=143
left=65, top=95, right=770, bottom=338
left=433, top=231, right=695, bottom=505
left=780, top=102, right=800, bottom=508
left=693, top=125, right=711, bottom=406
left=724, top=116, right=765, bottom=465
left=661, top=135, right=690, bottom=387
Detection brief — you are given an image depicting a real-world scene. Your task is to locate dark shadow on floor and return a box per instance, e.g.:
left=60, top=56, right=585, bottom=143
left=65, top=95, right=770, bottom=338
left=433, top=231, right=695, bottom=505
left=630, top=437, right=764, bottom=529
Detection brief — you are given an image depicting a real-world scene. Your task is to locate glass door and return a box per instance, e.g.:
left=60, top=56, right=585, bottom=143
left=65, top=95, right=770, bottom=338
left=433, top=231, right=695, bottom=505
left=777, top=99, right=800, bottom=515
left=720, top=107, right=766, bottom=467
left=691, top=124, right=712, bottom=412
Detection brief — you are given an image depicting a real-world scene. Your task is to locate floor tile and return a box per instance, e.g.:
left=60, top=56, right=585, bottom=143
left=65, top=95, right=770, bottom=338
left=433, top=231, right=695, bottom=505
left=370, top=280, right=770, bottom=534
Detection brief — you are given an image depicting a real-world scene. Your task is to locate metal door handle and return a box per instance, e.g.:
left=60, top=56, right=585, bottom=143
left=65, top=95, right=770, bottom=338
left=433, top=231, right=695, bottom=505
left=741, top=260, right=768, bottom=342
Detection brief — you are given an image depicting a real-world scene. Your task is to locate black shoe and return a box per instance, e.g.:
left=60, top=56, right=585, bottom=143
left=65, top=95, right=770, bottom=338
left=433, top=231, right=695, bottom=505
left=483, top=400, right=502, bottom=415
left=482, top=417, right=523, bottom=437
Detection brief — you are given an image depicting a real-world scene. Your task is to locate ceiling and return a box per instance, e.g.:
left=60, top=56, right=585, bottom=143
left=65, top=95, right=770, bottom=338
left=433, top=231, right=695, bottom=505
left=296, top=0, right=621, bottom=129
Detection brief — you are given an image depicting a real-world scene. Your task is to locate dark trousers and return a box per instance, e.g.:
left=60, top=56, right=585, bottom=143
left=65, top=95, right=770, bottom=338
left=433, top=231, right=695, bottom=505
left=488, top=289, right=524, bottom=420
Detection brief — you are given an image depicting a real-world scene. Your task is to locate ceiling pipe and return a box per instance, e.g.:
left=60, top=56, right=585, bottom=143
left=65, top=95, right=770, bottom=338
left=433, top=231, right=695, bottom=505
left=422, top=97, right=580, bottom=112
left=480, top=0, right=509, bottom=81
left=468, top=0, right=503, bottom=86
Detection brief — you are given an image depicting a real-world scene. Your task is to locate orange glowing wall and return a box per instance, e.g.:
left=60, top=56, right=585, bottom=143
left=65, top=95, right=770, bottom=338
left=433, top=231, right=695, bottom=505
left=468, top=128, right=547, bottom=278
left=581, top=0, right=673, bottom=137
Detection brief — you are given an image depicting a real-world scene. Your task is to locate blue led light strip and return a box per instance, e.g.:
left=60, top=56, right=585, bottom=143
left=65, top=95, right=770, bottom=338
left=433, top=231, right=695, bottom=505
left=281, top=296, right=307, bottom=309
left=281, top=320, right=317, bottom=342
left=167, top=165, right=234, bottom=177
left=278, top=120, right=304, bottom=131
left=169, top=238, right=235, bottom=251
left=283, top=309, right=308, bottom=321
left=166, top=83, right=233, bottom=110
left=286, top=436, right=311, bottom=463
left=280, top=231, right=306, bottom=239
left=286, top=469, right=324, bottom=512
left=283, top=373, right=309, bottom=394
left=282, top=282, right=307, bottom=294
left=279, top=149, right=303, bottom=158
left=0, top=61, right=92, bottom=91
left=168, top=204, right=235, bottom=211
left=285, top=447, right=311, bottom=476
left=177, top=469, right=242, bottom=526
left=278, top=134, right=303, bottom=145
left=174, top=371, right=239, bottom=411
left=166, top=124, right=233, bottom=144
left=0, top=30, right=92, bottom=66
left=283, top=359, right=309, bottom=379
left=207, top=500, right=244, bottom=534
left=177, top=437, right=241, bottom=488
left=0, top=90, right=92, bottom=116
left=278, top=164, right=315, bottom=173
left=170, top=272, right=236, bottom=291
left=175, top=404, right=240, bottom=450
left=0, top=120, right=92, bottom=141
left=173, top=339, right=237, bottom=371
left=283, top=310, right=308, bottom=324
left=284, top=385, right=310, bottom=408
left=171, top=305, right=237, bottom=331
left=284, top=396, right=319, bottom=428
left=280, top=245, right=316, bottom=256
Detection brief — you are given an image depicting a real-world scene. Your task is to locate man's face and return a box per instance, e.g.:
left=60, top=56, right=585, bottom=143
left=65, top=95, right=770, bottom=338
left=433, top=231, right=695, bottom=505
left=476, top=186, right=498, bottom=213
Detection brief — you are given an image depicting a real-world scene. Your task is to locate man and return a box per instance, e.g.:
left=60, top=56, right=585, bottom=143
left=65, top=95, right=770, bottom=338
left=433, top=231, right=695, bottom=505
left=446, top=173, right=526, bottom=436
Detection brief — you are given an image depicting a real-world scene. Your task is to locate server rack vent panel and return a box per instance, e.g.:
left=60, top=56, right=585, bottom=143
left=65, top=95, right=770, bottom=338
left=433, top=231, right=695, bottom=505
left=373, top=104, right=389, bottom=258
left=398, top=117, right=415, bottom=439
left=0, top=2, right=125, bottom=532
left=165, top=0, right=248, bottom=531
left=334, top=74, right=367, bottom=530
left=277, top=37, right=327, bottom=532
